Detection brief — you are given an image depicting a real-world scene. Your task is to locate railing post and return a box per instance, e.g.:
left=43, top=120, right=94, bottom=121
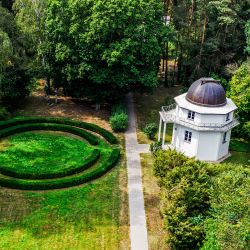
left=162, top=122, right=167, bottom=147
left=158, top=117, right=162, bottom=142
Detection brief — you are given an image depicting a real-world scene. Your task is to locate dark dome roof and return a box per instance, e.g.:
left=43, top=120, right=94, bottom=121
left=186, top=78, right=227, bottom=107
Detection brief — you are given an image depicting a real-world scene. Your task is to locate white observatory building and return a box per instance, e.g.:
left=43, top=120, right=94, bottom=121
left=158, top=78, right=239, bottom=162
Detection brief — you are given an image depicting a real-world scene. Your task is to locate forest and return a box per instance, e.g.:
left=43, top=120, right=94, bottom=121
left=0, top=0, right=249, bottom=137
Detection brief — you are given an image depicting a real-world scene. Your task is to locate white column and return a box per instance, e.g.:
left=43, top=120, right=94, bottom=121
left=162, top=122, right=167, bottom=147
left=158, top=117, right=162, bottom=142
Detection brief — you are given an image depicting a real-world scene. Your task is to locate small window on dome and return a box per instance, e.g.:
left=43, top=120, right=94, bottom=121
left=188, top=111, right=195, bottom=120
left=226, top=113, right=230, bottom=121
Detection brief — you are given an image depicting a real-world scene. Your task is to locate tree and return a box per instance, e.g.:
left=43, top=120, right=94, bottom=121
left=0, top=6, right=31, bottom=107
left=202, top=165, right=250, bottom=250
left=170, top=0, right=249, bottom=85
left=245, top=20, right=250, bottom=54
left=44, top=0, right=166, bottom=103
left=13, top=0, right=49, bottom=84
left=228, top=60, right=250, bottom=139
left=154, top=150, right=210, bottom=250
left=0, top=0, right=14, bottom=11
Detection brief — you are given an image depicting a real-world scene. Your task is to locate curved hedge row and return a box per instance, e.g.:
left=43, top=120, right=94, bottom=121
left=0, top=149, right=120, bottom=190
left=0, top=149, right=100, bottom=180
left=0, top=117, right=118, bottom=144
left=0, top=123, right=99, bottom=145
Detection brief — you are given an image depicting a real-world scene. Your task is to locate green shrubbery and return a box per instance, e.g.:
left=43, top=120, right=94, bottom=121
left=201, top=164, right=250, bottom=250
left=143, top=122, right=158, bottom=140
left=153, top=150, right=250, bottom=250
left=0, top=149, right=100, bottom=180
left=0, top=117, right=118, bottom=144
left=0, top=117, right=121, bottom=190
left=0, top=149, right=120, bottom=190
left=154, top=150, right=210, bottom=249
left=109, top=104, right=128, bottom=132
left=0, top=123, right=99, bottom=145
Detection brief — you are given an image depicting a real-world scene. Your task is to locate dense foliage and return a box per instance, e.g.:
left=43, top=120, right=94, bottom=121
left=109, top=104, right=128, bottom=132
left=202, top=165, right=250, bottom=250
left=167, top=0, right=250, bottom=85
left=154, top=149, right=250, bottom=250
left=143, top=122, right=158, bottom=140
left=228, top=60, right=250, bottom=139
left=0, top=5, right=31, bottom=107
left=154, top=150, right=210, bottom=249
left=42, top=0, right=165, bottom=102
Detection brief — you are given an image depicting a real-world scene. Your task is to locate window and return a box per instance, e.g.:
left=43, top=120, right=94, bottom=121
left=223, top=132, right=227, bottom=144
left=184, top=130, right=192, bottom=143
left=188, top=111, right=195, bottom=120
left=226, top=113, right=230, bottom=121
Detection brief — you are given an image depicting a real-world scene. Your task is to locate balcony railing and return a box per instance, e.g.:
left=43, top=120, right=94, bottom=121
left=160, top=105, right=240, bottom=131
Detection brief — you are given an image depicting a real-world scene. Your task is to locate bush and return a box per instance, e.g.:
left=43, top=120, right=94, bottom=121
left=0, top=106, right=10, bottom=120
left=109, top=104, right=128, bottom=132
left=143, top=122, right=158, bottom=140
left=0, top=149, right=100, bottom=180
left=0, top=149, right=120, bottom=190
left=153, top=150, right=210, bottom=249
left=201, top=165, right=250, bottom=250
left=150, top=141, right=162, bottom=155
left=0, top=117, right=118, bottom=144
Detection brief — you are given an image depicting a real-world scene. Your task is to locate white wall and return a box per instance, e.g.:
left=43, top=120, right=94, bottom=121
left=196, top=132, right=221, bottom=161
left=217, top=130, right=231, bottom=159
left=177, top=106, right=234, bottom=126
left=173, top=124, right=198, bottom=158
left=172, top=124, right=231, bottom=161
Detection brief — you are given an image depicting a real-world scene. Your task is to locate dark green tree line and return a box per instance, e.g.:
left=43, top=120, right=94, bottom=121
left=43, top=0, right=166, bottom=103
left=163, top=0, right=250, bottom=85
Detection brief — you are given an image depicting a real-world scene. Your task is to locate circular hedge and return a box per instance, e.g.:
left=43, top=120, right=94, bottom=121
left=0, top=117, right=120, bottom=190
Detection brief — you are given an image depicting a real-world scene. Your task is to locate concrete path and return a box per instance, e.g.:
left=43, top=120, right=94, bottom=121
left=125, top=93, right=150, bottom=250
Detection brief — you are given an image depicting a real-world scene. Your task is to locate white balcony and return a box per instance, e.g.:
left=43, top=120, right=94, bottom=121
left=160, top=105, right=240, bottom=132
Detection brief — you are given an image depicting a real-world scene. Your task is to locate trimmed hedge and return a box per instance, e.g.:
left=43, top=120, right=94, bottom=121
left=0, top=123, right=99, bottom=145
left=0, top=149, right=120, bottom=190
left=0, top=149, right=100, bottom=180
left=0, top=117, right=118, bottom=144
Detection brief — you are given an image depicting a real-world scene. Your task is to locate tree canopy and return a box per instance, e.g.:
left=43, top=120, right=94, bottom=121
left=44, top=0, right=166, bottom=102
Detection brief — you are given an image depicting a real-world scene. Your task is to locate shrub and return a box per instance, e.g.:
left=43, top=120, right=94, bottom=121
left=201, top=165, right=250, bottom=250
left=143, top=122, right=158, bottom=140
left=150, top=141, right=162, bottom=155
left=0, top=117, right=118, bottom=144
left=0, top=123, right=99, bottom=145
left=109, top=104, right=128, bottom=132
left=153, top=150, right=210, bottom=249
left=0, top=149, right=120, bottom=190
left=0, top=106, right=10, bottom=120
left=0, top=149, right=100, bottom=180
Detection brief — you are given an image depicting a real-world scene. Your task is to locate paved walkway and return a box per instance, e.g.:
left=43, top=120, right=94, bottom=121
left=125, top=93, right=150, bottom=250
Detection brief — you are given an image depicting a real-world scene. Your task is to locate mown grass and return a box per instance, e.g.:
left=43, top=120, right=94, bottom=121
left=140, top=153, right=170, bottom=250
left=0, top=162, right=126, bottom=250
left=0, top=132, right=93, bottom=175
